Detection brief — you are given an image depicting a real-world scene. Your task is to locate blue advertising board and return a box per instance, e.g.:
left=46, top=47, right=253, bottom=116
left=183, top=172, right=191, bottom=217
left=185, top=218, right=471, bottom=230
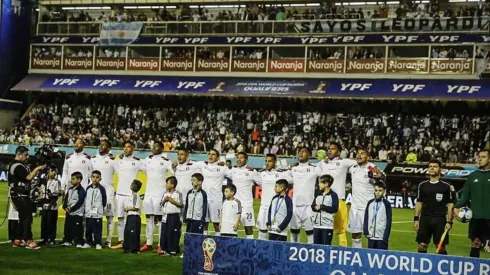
left=31, top=75, right=490, bottom=99
left=183, top=234, right=490, bottom=275
left=33, top=33, right=490, bottom=45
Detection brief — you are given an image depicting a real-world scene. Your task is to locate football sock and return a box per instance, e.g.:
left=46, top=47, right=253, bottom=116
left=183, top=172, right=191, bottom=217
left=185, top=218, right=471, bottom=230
left=352, top=239, right=362, bottom=248
left=106, top=217, right=114, bottom=243
left=306, top=234, right=313, bottom=244
left=291, top=233, right=299, bottom=243
left=146, top=218, right=154, bottom=246
left=470, top=247, right=480, bottom=258
left=338, top=233, right=348, bottom=247
left=117, top=217, right=124, bottom=242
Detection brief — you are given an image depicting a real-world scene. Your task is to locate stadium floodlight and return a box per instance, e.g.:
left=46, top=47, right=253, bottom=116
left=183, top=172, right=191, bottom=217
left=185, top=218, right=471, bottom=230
left=386, top=1, right=400, bottom=4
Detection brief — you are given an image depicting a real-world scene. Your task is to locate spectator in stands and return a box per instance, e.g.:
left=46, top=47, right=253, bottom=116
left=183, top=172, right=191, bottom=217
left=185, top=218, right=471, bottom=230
left=3, top=94, right=490, bottom=164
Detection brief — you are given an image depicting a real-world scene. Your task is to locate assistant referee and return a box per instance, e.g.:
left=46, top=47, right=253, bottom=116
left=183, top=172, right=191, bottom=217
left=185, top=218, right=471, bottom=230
left=8, top=146, right=45, bottom=249
left=454, top=149, right=490, bottom=258
left=413, top=159, right=455, bottom=255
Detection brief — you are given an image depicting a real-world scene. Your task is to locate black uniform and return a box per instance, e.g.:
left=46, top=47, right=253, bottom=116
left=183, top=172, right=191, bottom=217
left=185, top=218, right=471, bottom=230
left=416, top=180, right=456, bottom=245
left=8, top=160, right=34, bottom=241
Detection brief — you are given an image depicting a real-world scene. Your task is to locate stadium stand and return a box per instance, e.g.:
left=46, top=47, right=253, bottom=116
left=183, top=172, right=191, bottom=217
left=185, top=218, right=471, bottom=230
left=35, top=1, right=490, bottom=35
left=1, top=94, right=489, bottom=164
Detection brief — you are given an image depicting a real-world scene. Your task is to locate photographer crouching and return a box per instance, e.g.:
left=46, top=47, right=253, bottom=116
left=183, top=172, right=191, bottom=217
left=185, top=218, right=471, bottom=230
left=8, top=146, right=45, bottom=249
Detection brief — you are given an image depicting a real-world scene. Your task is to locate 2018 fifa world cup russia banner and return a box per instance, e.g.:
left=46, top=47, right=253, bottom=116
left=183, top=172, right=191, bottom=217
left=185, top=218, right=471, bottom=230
left=183, top=234, right=490, bottom=275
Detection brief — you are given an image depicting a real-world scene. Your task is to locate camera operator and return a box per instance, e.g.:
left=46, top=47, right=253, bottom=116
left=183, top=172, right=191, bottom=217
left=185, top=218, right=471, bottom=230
left=8, top=146, right=45, bottom=249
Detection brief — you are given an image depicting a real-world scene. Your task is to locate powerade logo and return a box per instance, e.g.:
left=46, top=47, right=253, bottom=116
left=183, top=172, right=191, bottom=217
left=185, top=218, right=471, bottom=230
left=390, top=166, right=475, bottom=178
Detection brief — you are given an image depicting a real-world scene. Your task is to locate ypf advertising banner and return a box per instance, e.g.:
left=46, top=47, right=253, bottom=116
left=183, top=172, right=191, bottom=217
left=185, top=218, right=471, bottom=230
left=183, top=234, right=490, bottom=275
left=33, top=33, right=490, bottom=45
left=30, top=75, right=490, bottom=99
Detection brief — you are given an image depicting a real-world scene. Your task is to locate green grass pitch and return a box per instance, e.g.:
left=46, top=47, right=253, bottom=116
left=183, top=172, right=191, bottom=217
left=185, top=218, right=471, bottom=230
left=0, top=183, right=487, bottom=274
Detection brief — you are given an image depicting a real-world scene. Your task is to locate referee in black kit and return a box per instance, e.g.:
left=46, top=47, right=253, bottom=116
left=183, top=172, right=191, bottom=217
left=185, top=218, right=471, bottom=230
left=413, top=159, right=456, bottom=255
left=8, top=146, right=45, bottom=249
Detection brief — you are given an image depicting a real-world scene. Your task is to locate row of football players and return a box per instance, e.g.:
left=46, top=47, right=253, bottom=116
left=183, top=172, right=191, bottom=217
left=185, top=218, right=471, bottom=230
left=55, top=138, right=382, bottom=253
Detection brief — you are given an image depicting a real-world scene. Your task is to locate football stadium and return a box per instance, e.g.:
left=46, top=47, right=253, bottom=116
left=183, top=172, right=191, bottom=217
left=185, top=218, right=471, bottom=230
left=0, top=0, right=490, bottom=274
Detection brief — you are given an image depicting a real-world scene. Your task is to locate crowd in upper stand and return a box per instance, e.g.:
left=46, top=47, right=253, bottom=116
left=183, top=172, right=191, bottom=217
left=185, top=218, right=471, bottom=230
left=1, top=94, right=489, bottom=165
left=38, top=1, right=490, bottom=24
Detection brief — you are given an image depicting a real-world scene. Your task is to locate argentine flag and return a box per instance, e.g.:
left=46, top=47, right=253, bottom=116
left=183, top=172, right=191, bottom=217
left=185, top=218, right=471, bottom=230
left=99, top=22, right=143, bottom=46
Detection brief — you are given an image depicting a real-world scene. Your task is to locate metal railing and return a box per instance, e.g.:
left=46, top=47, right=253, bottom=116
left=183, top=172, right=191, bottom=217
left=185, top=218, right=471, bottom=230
left=36, top=17, right=490, bottom=36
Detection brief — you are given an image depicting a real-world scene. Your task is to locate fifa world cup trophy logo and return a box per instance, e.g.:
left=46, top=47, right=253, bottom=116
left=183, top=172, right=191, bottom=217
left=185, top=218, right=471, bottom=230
left=202, top=238, right=217, bottom=271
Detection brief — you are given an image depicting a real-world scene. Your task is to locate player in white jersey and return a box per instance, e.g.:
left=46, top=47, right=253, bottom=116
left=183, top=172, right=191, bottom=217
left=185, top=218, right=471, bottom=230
left=174, top=148, right=202, bottom=203
left=111, top=141, right=146, bottom=249
left=141, top=141, right=174, bottom=252
left=61, top=138, right=92, bottom=189
left=231, top=152, right=260, bottom=239
left=289, top=147, right=322, bottom=244
left=316, top=142, right=357, bottom=247
left=197, top=149, right=232, bottom=236
left=348, top=148, right=384, bottom=249
left=256, top=153, right=291, bottom=240
left=90, top=140, right=116, bottom=246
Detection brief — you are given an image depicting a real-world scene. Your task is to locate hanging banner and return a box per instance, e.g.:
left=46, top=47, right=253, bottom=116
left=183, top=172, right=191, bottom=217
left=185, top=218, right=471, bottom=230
left=32, top=33, right=490, bottom=45
left=296, top=17, right=490, bottom=33
left=13, top=74, right=490, bottom=99
left=183, top=234, right=490, bottom=275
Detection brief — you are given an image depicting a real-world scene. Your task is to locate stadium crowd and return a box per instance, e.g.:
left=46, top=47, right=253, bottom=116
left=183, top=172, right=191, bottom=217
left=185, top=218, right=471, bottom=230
left=1, top=95, right=489, bottom=164
left=38, top=1, right=490, bottom=23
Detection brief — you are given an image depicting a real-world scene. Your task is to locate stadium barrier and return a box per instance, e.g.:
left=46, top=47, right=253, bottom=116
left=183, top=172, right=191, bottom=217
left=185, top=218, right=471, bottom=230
left=183, top=234, right=490, bottom=275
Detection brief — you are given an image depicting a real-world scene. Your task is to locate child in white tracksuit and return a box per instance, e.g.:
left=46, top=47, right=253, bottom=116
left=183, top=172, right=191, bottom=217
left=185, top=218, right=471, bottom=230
left=84, top=170, right=107, bottom=249
left=363, top=181, right=392, bottom=250
left=311, top=175, right=338, bottom=245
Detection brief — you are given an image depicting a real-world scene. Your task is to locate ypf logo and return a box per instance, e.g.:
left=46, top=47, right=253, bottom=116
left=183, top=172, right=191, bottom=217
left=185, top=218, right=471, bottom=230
left=202, top=238, right=216, bottom=271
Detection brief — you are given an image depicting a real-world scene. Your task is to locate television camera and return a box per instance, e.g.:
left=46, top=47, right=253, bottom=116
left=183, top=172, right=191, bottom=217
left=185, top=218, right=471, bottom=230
left=29, top=144, right=65, bottom=206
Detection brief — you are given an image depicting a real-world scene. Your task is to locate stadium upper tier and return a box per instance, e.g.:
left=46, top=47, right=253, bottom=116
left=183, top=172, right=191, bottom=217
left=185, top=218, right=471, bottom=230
left=37, top=16, right=490, bottom=35
left=36, top=1, right=490, bottom=35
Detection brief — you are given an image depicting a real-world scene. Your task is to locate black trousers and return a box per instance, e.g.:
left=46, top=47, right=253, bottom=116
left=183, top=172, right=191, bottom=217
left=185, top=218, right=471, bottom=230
left=368, top=239, right=389, bottom=250
left=161, top=214, right=181, bottom=254
left=41, top=209, right=58, bottom=242
left=269, top=233, right=287, bottom=242
left=123, top=215, right=141, bottom=252
left=186, top=220, right=204, bottom=234
left=85, top=218, right=103, bottom=245
left=11, top=197, right=33, bottom=241
left=8, top=220, right=23, bottom=241
left=469, top=219, right=490, bottom=241
left=313, top=228, right=333, bottom=245
left=63, top=215, right=84, bottom=245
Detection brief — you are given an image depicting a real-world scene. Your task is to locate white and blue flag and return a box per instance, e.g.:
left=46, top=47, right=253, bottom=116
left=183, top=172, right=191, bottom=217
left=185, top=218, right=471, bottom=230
left=98, top=22, right=143, bottom=46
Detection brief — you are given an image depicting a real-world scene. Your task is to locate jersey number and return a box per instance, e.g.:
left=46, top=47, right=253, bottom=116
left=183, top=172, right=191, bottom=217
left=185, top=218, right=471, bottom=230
left=246, top=213, right=252, bottom=220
